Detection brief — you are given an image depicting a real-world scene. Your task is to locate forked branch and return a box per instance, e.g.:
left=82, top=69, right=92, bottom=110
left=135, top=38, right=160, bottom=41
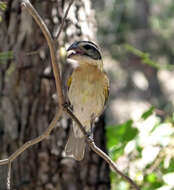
left=0, top=1, right=140, bottom=190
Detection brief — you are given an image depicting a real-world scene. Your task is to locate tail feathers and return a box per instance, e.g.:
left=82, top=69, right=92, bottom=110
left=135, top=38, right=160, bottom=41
left=65, top=128, right=86, bottom=161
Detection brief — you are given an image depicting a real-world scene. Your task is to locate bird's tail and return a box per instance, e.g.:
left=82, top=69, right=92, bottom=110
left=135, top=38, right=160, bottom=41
left=65, top=120, right=91, bottom=161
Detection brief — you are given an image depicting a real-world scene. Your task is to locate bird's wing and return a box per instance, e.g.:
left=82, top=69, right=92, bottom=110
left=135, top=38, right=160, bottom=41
left=104, top=73, right=110, bottom=105
left=66, top=75, right=73, bottom=110
left=67, top=75, right=72, bottom=90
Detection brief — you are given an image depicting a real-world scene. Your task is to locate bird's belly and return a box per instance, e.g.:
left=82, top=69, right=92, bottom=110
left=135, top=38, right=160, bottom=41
left=68, top=79, right=105, bottom=117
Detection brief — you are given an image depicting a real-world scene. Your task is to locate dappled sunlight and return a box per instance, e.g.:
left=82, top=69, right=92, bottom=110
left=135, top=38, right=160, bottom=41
left=82, top=0, right=174, bottom=188
left=109, top=98, right=149, bottom=124
left=158, top=70, right=174, bottom=105
left=132, top=71, right=149, bottom=91
left=108, top=110, right=174, bottom=189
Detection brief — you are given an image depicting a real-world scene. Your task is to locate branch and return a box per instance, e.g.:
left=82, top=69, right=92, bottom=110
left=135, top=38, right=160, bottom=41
left=0, top=110, right=62, bottom=166
left=55, top=0, right=74, bottom=40
left=64, top=108, right=141, bottom=190
left=21, top=0, right=64, bottom=106
left=89, top=141, right=140, bottom=190
left=0, top=0, right=67, bottom=169
left=0, top=1, right=140, bottom=190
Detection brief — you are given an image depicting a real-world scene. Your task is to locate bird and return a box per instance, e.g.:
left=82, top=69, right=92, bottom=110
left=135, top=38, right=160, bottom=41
left=65, top=41, right=109, bottom=161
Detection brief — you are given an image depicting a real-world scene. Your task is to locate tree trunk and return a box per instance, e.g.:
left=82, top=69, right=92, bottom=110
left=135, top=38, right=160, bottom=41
left=0, top=0, right=110, bottom=189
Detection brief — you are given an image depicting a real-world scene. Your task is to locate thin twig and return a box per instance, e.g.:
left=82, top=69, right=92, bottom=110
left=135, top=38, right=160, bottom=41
left=0, top=110, right=62, bottom=166
left=21, top=0, right=64, bottom=106
left=65, top=108, right=88, bottom=136
left=0, top=1, right=141, bottom=190
left=55, top=0, right=74, bottom=40
left=64, top=107, right=140, bottom=190
left=0, top=0, right=66, bottom=168
left=89, top=140, right=140, bottom=190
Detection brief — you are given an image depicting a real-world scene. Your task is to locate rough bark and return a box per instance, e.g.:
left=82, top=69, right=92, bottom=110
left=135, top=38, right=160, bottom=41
left=0, top=0, right=110, bottom=189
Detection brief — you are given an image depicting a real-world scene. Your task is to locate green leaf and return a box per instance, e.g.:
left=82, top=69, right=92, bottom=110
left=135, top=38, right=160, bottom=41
left=162, top=158, right=174, bottom=173
left=147, top=173, right=157, bottom=183
left=106, top=120, right=138, bottom=149
left=124, top=44, right=174, bottom=70
left=141, top=106, right=154, bottom=120
left=0, top=1, right=7, bottom=11
left=109, top=144, right=124, bottom=160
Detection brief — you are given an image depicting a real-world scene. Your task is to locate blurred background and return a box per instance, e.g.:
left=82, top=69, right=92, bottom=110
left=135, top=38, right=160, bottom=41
left=94, top=0, right=174, bottom=190
left=0, top=0, right=174, bottom=190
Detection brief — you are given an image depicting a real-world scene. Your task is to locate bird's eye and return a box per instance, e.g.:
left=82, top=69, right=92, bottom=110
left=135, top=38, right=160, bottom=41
left=82, top=43, right=101, bottom=60
left=83, top=44, right=91, bottom=50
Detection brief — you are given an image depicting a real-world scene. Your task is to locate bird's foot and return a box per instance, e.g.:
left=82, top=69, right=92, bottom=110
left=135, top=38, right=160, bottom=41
left=86, top=131, right=93, bottom=139
left=62, top=102, right=71, bottom=109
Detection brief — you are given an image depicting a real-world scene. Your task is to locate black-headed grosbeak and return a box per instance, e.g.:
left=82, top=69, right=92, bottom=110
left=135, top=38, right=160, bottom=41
left=65, top=41, right=109, bottom=160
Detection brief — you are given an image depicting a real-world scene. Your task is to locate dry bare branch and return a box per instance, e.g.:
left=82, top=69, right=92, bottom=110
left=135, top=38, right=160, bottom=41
left=0, top=110, right=62, bottom=167
left=0, top=1, right=140, bottom=190
left=55, top=0, right=74, bottom=40
left=21, top=0, right=64, bottom=105
left=65, top=108, right=141, bottom=190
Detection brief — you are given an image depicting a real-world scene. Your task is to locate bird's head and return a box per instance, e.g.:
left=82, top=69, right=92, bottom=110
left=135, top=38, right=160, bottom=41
left=67, top=41, right=103, bottom=70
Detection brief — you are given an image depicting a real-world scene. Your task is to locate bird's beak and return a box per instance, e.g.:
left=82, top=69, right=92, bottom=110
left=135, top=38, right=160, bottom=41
left=67, top=43, right=83, bottom=58
left=67, top=43, right=78, bottom=51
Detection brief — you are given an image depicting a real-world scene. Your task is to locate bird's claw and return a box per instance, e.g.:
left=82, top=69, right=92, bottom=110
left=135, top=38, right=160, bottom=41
left=86, top=131, right=93, bottom=139
left=62, top=102, right=70, bottom=109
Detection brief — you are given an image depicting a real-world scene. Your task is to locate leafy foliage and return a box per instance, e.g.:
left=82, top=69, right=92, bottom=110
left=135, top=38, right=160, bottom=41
left=106, top=107, right=174, bottom=190
left=0, top=1, right=7, bottom=11
left=95, top=0, right=174, bottom=188
left=106, top=120, right=138, bottom=160
left=125, top=44, right=174, bottom=70
left=141, top=106, right=154, bottom=120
